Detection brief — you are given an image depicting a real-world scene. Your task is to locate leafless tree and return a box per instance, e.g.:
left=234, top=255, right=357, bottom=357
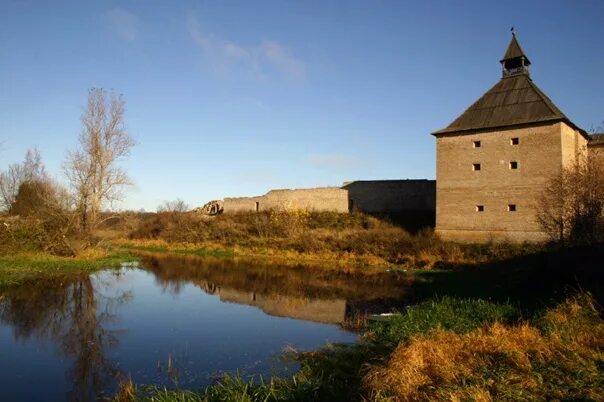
left=537, top=152, right=604, bottom=245
left=0, top=148, right=47, bottom=211
left=64, top=88, right=135, bottom=232
left=157, top=199, right=189, bottom=213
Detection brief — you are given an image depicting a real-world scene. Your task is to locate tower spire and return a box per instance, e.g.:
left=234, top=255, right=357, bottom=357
left=500, top=30, right=530, bottom=77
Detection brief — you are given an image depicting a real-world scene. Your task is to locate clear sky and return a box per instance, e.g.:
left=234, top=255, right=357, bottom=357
left=1, top=1, right=603, bottom=211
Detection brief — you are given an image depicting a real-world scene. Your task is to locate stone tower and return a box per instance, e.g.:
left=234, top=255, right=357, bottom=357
left=432, top=32, right=589, bottom=242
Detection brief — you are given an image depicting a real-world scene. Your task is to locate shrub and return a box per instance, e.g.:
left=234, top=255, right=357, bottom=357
left=1, top=180, right=83, bottom=256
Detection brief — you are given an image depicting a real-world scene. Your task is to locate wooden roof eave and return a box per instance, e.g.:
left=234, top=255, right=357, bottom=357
left=430, top=117, right=588, bottom=138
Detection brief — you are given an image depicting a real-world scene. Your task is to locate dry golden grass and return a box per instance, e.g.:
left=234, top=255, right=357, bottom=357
left=2, top=249, right=110, bottom=263
left=114, top=376, right=136, bottom=402
left=364, top=295, right=604, bottom=401
left=341, top=310, right=369, bottom=331
left=101, top=210, right=533, bottom=269
left=111, top=237, right=395, bottom=269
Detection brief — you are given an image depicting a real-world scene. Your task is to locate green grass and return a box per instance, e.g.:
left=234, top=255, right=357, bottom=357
left=118, top=243, right=234, bottom=258
left=0, top=251, right=139, bottom=288
left=133, top=375, right=305, bottom=402
left=370, top=296, right=520, bottom=348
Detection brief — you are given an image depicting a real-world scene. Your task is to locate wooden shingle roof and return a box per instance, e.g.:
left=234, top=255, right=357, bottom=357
left=433, top=73, right=570, bottom=135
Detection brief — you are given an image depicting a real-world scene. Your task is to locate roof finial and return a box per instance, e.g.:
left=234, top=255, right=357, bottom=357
left=501, top=29, right=530, bottom=77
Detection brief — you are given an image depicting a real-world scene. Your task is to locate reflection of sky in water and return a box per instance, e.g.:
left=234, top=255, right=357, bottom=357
left=105, top=269, right=356, bottom=388
left=0, top=262, right=383, bottom=401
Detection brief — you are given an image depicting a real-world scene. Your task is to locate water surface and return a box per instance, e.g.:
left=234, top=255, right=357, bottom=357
left=0, top=255, right=413, bottom=401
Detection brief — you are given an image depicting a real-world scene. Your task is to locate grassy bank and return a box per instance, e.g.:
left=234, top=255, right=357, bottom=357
left=0, top=249, right=138, bottom=288
left=0, top=213, right=139, bottom=288
left=110, top=237, right=396, bottom=268
left=115, top=242, right=234, bottom=258
left=117, top=293, right=603, bottom=401
left=116, top=245, right=604, bottom=401
left=101, top=210, right=539, bottom=268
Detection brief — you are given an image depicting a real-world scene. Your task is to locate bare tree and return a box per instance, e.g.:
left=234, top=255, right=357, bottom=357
left=537, top=152, right=604, bottom=245
left=0, top=148, right=47, bottom=211
left=536, top=170, right=573, bottom=243
left=157, top=199, right=189, bottom=213
left=64, top=88, right=135, bottom=232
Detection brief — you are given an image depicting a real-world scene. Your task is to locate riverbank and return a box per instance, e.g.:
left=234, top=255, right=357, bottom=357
left=111, top=238, right=396, bottom=268
left=118, top=293, right=603, bottom=401
left=112, top=244, right=604, bottom=401
left=0, top=250, right=138, bottom=288
left=101, top=210, right=541, bottom=269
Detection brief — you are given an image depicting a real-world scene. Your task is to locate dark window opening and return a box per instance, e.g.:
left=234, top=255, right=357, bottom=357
left=472, top=163, right=481, bottom=171
left=510, top=161, right=518, bottom=169
left=473, top=140, right=481, bottom=148
left=476, top=205, right=484, bottom=212
left=508, top=204, right=517, bottom=212
left=511, top=137, right=519, bottom=145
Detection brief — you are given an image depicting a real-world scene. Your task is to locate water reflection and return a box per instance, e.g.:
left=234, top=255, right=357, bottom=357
left=143, top=254, right=414, bottom=325
left=0, top=255, right=413, bottom=401
left=0, top=272, right=132, bottom=400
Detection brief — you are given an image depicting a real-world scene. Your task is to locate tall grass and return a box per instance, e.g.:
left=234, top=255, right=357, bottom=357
left=109, top=210, right=533, bottom=268
left=364, top=293, right=604, bottom=401
left=117, top=243, right=234, bottom=258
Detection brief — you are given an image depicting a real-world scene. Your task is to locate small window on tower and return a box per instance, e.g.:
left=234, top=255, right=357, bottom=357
left=476, top=205, right=484, bottom=212
left=508, top=204, right=517, bottom=212
left=473, top=140, right=481, bottom=148
left=510, top=161, right=518, bottom=169
left=472, top=163, right=481, bottom=171
left=511, top=137, right=520, bottom=145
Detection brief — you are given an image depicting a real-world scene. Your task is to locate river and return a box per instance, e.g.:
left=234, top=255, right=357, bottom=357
left=0, top=254, right=413, bottom=401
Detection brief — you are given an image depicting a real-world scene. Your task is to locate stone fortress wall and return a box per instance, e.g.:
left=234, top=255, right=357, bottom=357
left=343, top=180, right=436, bottom=213
left=223, top=187, right=348, bottom=213
left=222, top=180, right=436, bottom=218
left=435, top=122, right=588, bottom=243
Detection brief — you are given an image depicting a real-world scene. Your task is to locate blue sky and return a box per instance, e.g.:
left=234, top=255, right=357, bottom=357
left=1, top=1, right=603, bottom=211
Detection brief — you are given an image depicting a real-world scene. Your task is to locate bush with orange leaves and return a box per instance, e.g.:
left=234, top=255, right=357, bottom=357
left=364, top=293, right=604, bottom=401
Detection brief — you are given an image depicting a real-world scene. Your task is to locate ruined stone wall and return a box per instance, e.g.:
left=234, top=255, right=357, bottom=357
left=262, top=188, right=349, bottom=212
left=343, top=180, right=435, bottom=213
left=223, top=187, right=348, bottom=213
left=223, top=195, right=265, bottom=213
left=222, top=181, right=436, bottom=216
left=435, top=122, right=578, bottom=243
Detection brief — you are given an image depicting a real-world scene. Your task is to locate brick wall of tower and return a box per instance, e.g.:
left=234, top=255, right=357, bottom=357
left=435, top=121, right=586, bottom=242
